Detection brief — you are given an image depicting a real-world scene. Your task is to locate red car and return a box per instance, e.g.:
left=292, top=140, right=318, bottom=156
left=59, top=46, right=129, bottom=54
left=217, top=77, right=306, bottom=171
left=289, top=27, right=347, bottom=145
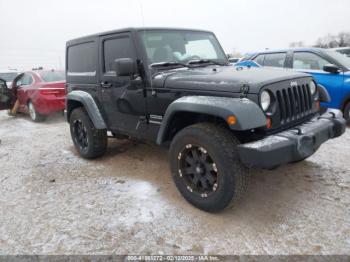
left=0, top=70, right=66, bottom=121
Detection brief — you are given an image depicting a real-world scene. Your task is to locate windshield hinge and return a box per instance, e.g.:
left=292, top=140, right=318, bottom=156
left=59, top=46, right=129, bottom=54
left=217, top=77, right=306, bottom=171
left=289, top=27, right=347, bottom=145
left=240, top=84, right=250, bottom=98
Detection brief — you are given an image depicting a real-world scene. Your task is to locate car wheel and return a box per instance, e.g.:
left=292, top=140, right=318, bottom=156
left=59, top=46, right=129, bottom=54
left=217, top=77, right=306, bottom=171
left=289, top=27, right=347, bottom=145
left=344, top=101, right=350, bottom=125
left=28, top=101, right=45, bottom=122
left=169, top=123, right=250, bottom=212
left=70, top=107, right=107, bottom=159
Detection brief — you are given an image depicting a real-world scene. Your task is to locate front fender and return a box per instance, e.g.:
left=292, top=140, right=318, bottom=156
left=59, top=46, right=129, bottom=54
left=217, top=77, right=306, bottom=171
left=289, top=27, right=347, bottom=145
left=66, top=90, right=107, bottom=129
left=156, top=96, right=267, bottom=144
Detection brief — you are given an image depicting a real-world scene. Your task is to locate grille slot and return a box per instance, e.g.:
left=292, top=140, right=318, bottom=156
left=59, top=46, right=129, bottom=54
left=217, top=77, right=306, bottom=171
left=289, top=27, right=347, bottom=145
left=277, top=84, right=313, bottom=124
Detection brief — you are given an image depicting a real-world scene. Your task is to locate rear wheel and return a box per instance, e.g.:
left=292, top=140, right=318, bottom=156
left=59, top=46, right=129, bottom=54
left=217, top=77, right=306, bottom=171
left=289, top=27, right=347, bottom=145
left=28, top=101, right=45, bottom=122
left=344, top=101, right=350, bottom=125
left=70, top=107, right=107, bottom=159
left=169, top=123, right=250, bottom=212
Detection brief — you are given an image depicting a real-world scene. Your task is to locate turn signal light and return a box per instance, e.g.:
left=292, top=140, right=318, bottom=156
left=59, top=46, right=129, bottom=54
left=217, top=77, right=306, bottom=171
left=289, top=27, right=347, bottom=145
left=227, top=115, right=237, bottom=125
left=315, top=101, right=320, bottom=110
left=266, top=117, right=272, bottom=129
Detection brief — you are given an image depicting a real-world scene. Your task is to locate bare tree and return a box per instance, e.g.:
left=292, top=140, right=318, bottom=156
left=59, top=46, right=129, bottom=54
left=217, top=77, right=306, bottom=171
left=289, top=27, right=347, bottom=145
left=289, top=41, right=304, bottom=48
left=227, top=48, right=243, bottom=58
left=336, top=32, right=350, bottom=47
left=314, top=32, right=350, bottom=48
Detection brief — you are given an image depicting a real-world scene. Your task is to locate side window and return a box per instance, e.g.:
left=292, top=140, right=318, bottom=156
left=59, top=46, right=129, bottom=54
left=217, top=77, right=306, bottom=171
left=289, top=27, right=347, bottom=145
left=13, top=75, right=23, bottom=87
left=0, top=79, right=11, bottom=105
left=263, top=53, right=286, bottom=68
left=293, top=52, right=329, bottom=70
left=253, top=55, right=264, bottom=66
left=103, top=36, right=135, bottom=74
left=0, top=79, right=7, bottom=91
left=21, top=74, right=33, bottom=86
left=67, top=41, right=96, bottom=76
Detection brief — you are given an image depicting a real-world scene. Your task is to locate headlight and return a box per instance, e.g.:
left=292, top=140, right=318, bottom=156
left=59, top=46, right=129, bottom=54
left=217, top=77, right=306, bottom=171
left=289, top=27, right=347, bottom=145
left=309, top=81, right=317, bottom=95
left=260, top=90, right=271, bottom=111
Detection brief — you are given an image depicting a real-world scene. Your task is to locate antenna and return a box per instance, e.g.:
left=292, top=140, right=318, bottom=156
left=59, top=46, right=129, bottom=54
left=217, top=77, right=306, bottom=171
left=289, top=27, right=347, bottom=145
left=138, top=0, right=145, bottom=27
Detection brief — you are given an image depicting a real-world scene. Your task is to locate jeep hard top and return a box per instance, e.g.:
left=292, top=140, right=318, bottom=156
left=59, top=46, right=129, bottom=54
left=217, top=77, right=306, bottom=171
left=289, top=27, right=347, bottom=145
left=65, top=28, right=346, bottom=212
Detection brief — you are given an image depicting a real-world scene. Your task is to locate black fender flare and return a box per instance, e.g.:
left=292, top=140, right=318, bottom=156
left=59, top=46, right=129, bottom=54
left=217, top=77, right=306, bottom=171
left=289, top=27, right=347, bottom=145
left=156, top=96, right=267, bottom=145
left=66, top=90, right=107, bottom=129
left=317, top=84, right=331, bottom=103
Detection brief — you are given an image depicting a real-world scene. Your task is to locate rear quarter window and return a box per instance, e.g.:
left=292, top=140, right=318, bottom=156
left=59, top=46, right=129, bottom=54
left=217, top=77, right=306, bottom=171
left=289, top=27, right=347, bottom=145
left=66, top=40, right=98, bottom=84
left=67, top=41, right=96, bottom=76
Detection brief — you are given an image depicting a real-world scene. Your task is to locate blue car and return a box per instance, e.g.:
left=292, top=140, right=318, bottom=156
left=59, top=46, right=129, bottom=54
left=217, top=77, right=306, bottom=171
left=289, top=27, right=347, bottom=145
left=236, top=48, right=350, bottom=123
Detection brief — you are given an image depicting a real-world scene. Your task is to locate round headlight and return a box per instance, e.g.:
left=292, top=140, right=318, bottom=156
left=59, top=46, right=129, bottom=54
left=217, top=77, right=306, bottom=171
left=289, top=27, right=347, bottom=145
left=260, top=90, right=271, bottom=111
left=309, top=81, right=317, bottom=95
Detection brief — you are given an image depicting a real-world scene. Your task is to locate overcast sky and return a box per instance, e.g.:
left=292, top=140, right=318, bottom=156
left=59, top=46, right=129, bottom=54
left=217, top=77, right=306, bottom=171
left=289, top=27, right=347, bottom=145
left=0, top=0, right=349, bottom=70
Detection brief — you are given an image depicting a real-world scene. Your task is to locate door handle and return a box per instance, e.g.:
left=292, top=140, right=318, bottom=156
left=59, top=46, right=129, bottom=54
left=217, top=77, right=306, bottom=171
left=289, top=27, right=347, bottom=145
left=100, top=82, right=112, bottom=88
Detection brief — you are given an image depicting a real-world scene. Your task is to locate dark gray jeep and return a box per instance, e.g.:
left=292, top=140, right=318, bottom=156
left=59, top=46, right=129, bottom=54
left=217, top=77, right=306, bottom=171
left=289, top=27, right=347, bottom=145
left=65, top=28, right=346, bottom=212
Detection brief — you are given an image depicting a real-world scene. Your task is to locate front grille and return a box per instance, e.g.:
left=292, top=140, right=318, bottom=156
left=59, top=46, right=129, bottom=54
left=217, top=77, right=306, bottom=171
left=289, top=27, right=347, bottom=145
left=276, top=83, right=313, bottom=124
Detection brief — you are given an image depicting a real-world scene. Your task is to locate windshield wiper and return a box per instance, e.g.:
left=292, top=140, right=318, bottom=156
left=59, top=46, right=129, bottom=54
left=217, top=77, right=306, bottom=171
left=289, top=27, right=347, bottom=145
left=187, top=59, right=229, bottom=66
left=149, top=61, right=190, bottom=69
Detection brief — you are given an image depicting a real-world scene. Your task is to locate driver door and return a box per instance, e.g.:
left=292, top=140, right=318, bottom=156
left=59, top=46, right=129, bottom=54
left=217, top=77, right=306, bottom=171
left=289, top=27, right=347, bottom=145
left=99, top=33, right=146, bottom=136
left=0, top=78, right=13, bottom=110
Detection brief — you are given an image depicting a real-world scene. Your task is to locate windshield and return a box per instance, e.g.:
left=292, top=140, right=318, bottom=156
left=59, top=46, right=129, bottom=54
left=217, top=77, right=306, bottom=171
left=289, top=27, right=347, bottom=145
left=324, top=50, right=350, bottom=70
left=139, top=30, right=227, bottom=66
left=38, top=71, right=65, bottom=82
left=0, top=72, right=18, bottom=82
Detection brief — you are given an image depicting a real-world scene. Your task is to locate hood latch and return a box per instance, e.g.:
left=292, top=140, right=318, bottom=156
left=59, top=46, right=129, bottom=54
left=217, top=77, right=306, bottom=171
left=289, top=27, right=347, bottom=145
left=240, top=84, right=250, bottom=98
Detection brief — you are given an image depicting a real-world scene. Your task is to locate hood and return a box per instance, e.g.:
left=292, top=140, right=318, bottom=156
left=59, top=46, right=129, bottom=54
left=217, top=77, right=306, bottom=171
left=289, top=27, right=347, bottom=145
left=153, top=66, right=311, bottom=94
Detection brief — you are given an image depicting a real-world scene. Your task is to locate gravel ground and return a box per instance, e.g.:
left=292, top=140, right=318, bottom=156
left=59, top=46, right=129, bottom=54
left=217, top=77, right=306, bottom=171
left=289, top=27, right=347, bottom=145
left=0, top=111, right=349, bottom=255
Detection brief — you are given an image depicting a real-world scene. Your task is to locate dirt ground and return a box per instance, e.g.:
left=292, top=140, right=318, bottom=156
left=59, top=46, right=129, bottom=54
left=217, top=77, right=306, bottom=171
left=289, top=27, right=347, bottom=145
left=0, top=111, right=349, bottom=255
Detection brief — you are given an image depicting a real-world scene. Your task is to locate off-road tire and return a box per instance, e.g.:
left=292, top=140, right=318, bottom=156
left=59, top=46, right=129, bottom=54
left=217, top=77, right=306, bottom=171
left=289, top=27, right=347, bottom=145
left=28, top=101, right=45, bottom=122
left=70, top=107, right=107, bottom=159
left=169, top=122, right=250, bottom=212
left=344, top=101, right=350, bottom=125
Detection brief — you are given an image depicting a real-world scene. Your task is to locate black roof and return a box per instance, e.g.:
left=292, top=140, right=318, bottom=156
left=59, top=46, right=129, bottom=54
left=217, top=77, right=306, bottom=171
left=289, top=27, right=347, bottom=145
left=66, top=27, right=213, bottom=46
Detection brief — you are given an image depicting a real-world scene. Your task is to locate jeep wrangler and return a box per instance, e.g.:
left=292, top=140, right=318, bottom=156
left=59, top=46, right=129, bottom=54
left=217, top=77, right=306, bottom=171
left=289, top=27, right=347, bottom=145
left=65, top=28, right=346, bottom=212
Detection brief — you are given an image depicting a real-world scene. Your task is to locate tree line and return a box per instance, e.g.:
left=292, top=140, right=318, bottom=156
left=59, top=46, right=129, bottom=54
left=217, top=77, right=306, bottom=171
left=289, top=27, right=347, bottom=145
left=290, top=32, right=350, bottom=48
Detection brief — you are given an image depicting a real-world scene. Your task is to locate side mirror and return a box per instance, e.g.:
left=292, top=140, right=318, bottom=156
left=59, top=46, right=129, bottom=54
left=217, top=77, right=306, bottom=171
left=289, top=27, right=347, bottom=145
left=323, top=64, right=341, bottom=74
left=113, top=58, right=137, bottom=77
left=0, top=78, right=7, bottom=90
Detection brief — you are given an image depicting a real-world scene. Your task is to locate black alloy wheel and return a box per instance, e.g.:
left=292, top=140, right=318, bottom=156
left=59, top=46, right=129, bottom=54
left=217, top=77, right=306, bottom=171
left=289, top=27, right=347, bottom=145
left=178, top=144, right=218, bottom=198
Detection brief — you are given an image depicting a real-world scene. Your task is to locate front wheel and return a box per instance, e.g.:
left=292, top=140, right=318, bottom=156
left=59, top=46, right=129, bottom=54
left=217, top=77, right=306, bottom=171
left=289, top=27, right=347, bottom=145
left=28, top=101, right=45, bottom=122
left=70, top=107, right=107, bottom=159
left=169, top=123, right=250, bottom=212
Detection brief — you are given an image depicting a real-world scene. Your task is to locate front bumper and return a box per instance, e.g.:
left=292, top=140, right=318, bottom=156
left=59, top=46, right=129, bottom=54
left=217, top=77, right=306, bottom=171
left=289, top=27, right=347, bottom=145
left=238, top=109, right=346, bottom=169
